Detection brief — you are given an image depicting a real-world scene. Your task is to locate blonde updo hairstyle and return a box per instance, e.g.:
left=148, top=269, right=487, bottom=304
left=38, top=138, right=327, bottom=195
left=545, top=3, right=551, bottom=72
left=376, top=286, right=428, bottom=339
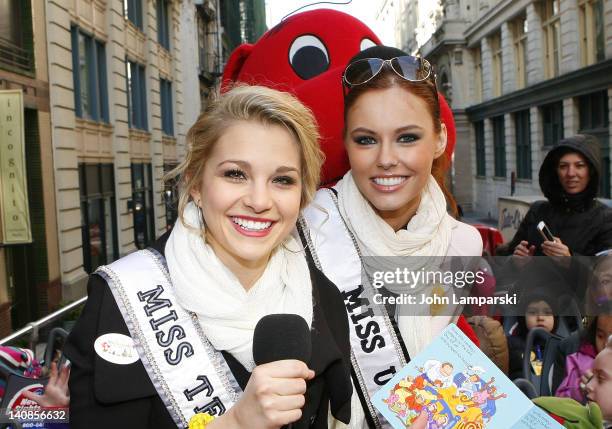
left=166, top=85, right=324, bottom=229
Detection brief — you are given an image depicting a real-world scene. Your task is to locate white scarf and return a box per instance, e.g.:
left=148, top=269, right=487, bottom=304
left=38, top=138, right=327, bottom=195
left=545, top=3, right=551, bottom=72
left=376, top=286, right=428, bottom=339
left=165, top=202, right=313, bottom=371
left=337, top=171, right=456, bottom=357
left=337, top=172, right=454, bottom=258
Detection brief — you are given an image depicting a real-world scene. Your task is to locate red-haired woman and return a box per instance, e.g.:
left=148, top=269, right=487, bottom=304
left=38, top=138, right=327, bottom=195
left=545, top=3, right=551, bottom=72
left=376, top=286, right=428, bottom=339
left=300, top=46, right=483, bottom=428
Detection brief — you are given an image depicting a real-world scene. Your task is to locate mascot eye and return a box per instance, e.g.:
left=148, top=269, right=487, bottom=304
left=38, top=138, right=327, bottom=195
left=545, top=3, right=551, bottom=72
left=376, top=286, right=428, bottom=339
left=360, top=38, right=377, bottom=51
left=289, top=35, right=329, bottom=80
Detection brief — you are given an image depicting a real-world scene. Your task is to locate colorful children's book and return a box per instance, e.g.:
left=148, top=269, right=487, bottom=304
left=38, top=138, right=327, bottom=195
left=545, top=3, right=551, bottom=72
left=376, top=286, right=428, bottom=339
left=371, top=324, right=565, bottom=428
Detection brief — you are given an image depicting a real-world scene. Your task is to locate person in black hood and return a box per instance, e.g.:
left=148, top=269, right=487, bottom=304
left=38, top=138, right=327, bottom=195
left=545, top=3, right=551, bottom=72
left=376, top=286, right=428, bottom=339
left=498, top=134, right=612, bottom=257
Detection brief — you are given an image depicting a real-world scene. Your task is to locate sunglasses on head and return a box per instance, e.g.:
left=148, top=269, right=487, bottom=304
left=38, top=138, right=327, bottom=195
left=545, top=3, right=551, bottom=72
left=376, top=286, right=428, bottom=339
left=342, top=56, right=436, bottom=88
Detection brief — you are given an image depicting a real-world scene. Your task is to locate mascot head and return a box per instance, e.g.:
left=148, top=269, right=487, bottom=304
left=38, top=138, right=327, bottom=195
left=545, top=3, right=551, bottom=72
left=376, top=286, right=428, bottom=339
left=222, top=9, right=455, bottom=184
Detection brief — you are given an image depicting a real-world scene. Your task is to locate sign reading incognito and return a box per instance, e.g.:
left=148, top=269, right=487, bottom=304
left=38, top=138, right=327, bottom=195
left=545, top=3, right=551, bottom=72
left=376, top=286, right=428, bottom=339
left=0, top=90, right=32, bottom=244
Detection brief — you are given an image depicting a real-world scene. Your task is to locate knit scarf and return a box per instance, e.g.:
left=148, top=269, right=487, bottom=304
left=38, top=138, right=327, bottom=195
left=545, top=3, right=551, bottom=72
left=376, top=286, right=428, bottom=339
left=337, top=171, right=456, bottom=356
left=165, top=202, right=313, bottom=371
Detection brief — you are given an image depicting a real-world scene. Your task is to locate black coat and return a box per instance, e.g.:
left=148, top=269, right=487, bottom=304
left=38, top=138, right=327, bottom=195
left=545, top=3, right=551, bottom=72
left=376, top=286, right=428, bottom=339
left=506, top=333, right=549, bottom=381
left=498, top=200, right=612, bottom=256
left=507, top=334, right=527, bottom=380
left=498, top=135, right=612, bottom=256
left=64, top=232, right=352, bottom=429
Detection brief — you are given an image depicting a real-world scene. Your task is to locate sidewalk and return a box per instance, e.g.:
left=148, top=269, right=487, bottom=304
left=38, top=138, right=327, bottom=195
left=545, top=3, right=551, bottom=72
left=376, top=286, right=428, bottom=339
left=460, top=211, right=498, bottom=228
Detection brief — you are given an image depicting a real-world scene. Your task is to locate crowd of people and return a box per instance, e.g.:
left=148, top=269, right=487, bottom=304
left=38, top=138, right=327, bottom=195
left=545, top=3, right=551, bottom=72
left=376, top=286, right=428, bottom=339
left=1, top=40, right=610, bottom=429
left=491, top=128, right=612, bottom=426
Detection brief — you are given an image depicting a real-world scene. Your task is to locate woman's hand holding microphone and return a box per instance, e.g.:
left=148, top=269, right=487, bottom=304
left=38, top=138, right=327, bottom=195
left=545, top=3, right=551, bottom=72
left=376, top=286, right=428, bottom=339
left=211, top=360, right=314, bottom=428
left=209, top=314, right=314, bottom=429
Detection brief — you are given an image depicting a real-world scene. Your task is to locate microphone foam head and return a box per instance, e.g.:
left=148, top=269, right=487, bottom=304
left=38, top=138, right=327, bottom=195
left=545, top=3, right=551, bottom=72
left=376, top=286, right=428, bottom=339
left=253, top=314, right=312, bottom=366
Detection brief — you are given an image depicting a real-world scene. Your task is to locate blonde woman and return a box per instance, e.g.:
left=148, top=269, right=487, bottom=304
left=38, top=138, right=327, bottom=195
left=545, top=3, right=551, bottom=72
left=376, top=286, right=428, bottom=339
left=65, top=86, right=352, bottom=429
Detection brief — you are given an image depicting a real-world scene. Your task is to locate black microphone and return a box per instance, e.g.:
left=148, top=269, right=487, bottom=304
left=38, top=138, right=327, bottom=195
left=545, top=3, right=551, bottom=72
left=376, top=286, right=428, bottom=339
left=253, top=314, right=312, bottom=429
left=253, top=314, right=311, bottom=365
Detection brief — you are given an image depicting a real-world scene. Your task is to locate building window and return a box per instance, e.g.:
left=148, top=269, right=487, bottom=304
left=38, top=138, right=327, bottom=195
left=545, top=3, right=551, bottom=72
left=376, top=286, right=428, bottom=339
left=515, top=110, right=532, bottom=179
left=123, top=0, right=143, bottom=30
left=541, top=101, right=564, bottom=147
left=79, top=164, right=119, bottom=273
left=492, top=116, right=506, bottom=178
left=160, top=78, right=174, bottom=136
left=131, top=163, right=156, bottom=249
left=126, top=59, right=148, bottom=130
left=542, top=0, right=561, bottom=79
left=579, top=91, right=609, bottom=131
left=474, top=121, right=486, bottom=177
left=0, top=0, right=23, bottom=47
left=473, top=47, right=483, bottom=103
left=490, top=32, right=502, bottom=97
left=157, top=0, right=171, bottom=50
left=163, top=163, right=179, bottom=230
left=197, top=8, right=208, bottom=73
left=579, top=0, right=605, bottom=66
left=578, top=91, right=610, bottom=197
left=513, top=15, right=528, bottom=89
left=197, top=11, right=206, bottom=70
left=71, top=27, right=109, bottom=122
left=439, top=72, right=451, bottom=104
left=0, top=0, right=34, bottom=74
left=196, top=5, right=219, bottom=76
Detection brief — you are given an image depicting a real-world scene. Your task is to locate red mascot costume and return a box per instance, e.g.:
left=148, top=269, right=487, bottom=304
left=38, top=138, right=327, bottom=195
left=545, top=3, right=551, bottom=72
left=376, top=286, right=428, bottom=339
left=221, top=9, right=476, bottom=346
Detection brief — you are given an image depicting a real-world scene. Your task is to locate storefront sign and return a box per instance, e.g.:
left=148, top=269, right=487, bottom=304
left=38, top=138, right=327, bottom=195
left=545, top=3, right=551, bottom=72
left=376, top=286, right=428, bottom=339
left=0, top=90, right=32, bottom=244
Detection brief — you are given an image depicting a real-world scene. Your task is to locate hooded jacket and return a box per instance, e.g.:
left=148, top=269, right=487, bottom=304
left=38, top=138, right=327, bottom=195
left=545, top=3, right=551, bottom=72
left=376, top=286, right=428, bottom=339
left=498, top=135, right=612, bottom=256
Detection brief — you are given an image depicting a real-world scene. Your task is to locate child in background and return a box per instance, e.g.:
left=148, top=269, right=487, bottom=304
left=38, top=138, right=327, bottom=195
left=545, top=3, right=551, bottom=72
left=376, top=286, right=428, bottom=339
left=556, top=315, right=612, bottom=403
left=583, top=336, right=612, bottom=426
left=507, top=289, right=559, bottom=380
left=535, top=335, right=612, bottom=429
left=590, top=253, right=612, bottom=312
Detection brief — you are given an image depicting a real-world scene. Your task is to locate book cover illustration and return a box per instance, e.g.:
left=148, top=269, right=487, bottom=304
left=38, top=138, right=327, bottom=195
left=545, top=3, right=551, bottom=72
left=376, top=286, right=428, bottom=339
left=371, top=324, right=564, bottom=429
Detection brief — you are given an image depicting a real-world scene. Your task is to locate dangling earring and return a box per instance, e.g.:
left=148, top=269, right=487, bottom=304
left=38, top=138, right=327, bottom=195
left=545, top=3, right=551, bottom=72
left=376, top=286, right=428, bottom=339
left=196, top=200, right=205, bottom=230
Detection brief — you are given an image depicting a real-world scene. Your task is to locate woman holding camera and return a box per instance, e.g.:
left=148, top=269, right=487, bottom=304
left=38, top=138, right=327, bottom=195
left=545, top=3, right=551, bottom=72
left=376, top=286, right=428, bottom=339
left=499, top=134, right=612, bottom=258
